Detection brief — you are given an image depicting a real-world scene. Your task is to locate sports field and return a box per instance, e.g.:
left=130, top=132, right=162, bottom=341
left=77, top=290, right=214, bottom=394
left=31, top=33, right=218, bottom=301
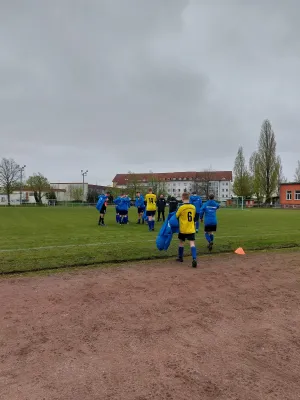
left=1, top=206, right=300, bottom=399
left=1, top=206, right=300, bottom=274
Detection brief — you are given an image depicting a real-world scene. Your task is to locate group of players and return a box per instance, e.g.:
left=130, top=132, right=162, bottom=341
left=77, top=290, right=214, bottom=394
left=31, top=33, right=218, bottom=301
left=97, top=188, right=219, bottom=268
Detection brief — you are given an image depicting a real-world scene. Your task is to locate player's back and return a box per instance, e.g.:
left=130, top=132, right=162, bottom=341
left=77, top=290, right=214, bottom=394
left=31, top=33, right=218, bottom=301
left=201, top=200, right=219, bottom=224
left=190, top=195, right=202, bottom=213
left=145, top=193, right=157, bottom=211
left=176, top=203, right=196, bottom=234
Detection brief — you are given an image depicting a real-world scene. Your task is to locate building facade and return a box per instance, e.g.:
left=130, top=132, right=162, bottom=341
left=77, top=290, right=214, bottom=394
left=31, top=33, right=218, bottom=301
left=112, top=171, right=233, bottom=201
left=50, top=183, right=108, bottom=202
left=280, top=183, right=300, bottom=208
left=0, top=188, right=66, bottom=206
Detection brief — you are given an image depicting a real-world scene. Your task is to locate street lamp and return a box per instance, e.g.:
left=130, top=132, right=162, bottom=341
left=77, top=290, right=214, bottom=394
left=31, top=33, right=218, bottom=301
left=19, top=165, right=26, bottom=205
left=81, top=169, right=88, bottom=202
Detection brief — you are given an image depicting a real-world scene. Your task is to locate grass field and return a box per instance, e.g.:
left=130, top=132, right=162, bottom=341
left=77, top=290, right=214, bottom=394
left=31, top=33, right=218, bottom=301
left=1, top=206, right=300, bottom=274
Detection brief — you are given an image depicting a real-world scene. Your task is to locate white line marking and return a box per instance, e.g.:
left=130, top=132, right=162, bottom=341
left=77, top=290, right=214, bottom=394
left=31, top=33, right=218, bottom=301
left=0, top=231, right=298, bottom=253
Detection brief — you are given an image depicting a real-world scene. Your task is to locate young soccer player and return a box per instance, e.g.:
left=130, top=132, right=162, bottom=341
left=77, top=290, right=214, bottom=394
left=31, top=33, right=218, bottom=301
left=118, top=194, right=130, bottom=224
left=176, top=192, right=197, bottom=268
left=98, top=192, right=110, bottom=226
left=145, top=188, right=157, bottom=231
left=135, top=192, right=145, bottom=224
left=200, top=193, right=220, bottom=251
left=189, top=192, right=203, bottom=233
left=114, top=195, right=121, bottom=223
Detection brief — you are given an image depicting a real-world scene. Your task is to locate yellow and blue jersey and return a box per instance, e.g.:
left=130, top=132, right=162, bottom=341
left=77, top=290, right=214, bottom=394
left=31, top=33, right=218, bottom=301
left=145, top=193, right=157, bottom=211
left=176, top=203, right=196, bottom=234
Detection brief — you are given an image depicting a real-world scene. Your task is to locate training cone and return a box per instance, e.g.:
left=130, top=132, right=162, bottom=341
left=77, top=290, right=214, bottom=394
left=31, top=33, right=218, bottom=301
left=235, top=247, right=245, bottom=255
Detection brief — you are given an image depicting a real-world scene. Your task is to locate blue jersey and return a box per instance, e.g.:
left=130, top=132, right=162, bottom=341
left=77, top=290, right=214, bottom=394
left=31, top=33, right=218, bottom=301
left=199, top=200, right=220, bottom=225
left=118, top=197, right=130, bottom=211
left=189, top=195, right=203, bottom=213
left=114, top=196, right=122, bottom=210
left=135, top=195, right=145, bottom=208
left=96, top=195, right=108, bottom=211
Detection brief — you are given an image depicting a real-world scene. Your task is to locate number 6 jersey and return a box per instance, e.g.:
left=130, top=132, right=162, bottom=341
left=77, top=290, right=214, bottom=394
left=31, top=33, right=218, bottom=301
left=176, top=203, right=196, bottom=234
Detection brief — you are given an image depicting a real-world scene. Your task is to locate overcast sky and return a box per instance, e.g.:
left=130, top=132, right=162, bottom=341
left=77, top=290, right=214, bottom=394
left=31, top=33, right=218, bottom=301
left=1, top=0, right=300, bottom=185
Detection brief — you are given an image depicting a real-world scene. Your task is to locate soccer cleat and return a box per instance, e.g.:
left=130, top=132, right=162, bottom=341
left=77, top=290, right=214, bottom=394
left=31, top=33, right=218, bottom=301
left=208, top=242, right=213, bottom=251
left=196, top=229, right=198, bottom=233
left=176, top=257, right=183, bottom=263
left=192, top=259, right=197, bottom=268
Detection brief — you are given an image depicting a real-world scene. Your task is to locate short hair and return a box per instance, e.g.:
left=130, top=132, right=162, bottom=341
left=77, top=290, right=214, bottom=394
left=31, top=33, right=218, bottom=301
left=182, top=192, right=190, bottom=201
left=148, top=188, right=153, bottom=193
left=209, top=193, right=214, bottom=200
left=136, top=192, right=140, bottom=195
left=192, top=191, right=196, bottom=195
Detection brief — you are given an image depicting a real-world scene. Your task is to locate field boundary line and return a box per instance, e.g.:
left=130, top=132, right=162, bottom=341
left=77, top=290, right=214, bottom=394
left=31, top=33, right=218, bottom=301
left=0, top=231, right=299, bottom=253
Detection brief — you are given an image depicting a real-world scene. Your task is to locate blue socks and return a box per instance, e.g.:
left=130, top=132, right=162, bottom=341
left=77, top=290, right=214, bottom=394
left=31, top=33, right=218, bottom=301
left=205, top=232, right=211, bottom=243
left=196, top=220, right=199, bottom=230
left=191, top=246, right=197, bottom=260
left=116, top=215, right=120, bottom=223
left=148, top=220, right=155, bottom=230
left=210, top=234, right=214, bottom=242
left=178, top=247, right=184, bottom=259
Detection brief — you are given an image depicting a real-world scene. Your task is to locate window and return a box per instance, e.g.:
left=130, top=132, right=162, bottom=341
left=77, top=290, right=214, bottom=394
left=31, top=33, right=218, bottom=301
left=226, top=189, right=228, bottom=192
left=226, top=182, right=228, bottom=186
left=222, top=189, right=224, bottom=192
left=295, top=191, right=300, bottom=200
left=286, top=191, right=292, bottom=200
left=173, top=189, right=176, bottom=193
left=178, top=189, right=181, bottom=192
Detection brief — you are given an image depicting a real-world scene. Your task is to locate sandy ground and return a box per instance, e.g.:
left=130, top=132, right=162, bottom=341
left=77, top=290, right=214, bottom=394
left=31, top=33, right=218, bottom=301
left=1, top=252, right=300, bottom=400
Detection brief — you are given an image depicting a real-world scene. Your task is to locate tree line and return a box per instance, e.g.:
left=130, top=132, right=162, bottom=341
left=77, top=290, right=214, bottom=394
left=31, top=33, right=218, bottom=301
left=233, top=119, right=300, bottom=204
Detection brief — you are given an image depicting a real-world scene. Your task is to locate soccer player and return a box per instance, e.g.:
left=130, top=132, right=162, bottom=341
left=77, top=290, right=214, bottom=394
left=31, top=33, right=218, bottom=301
left=145, top=188, right=157, bottom=231
left=169, top=196, right=178, bottom=213
left=157, top=194, right=166, bottom=222
left=118, top=194, right=130, bottom=224
left=135, top=192, right=145, bottom=224
left=189, top=192, right=203, bottom=233
left=113, top=195, right=121, bottom=223
left=176, top=192, right=197, bottom=268
left=98, top=192, right=110, bottom=226
left=200, top=193, right=220, bottom=251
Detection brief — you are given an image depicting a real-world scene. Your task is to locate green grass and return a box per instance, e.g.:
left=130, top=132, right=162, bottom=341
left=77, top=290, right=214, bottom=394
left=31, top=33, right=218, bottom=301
left=1, top=206, right=300, bottom=274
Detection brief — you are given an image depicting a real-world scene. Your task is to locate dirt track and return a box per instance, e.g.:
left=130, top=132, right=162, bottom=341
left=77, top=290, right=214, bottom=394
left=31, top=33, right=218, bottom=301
left=1, top=252, right=300, bottom=400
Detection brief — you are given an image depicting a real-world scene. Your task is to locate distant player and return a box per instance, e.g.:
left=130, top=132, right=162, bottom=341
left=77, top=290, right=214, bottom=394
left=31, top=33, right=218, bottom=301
left=189, top=192, right=203, bottom=233
left=168, top=196, right=178, bottom=213
left=157, top=194, right=166, bottom=222
left=145, top=188, right=157, bottom=231
left=113, top=195, right=121, bottom=223
left=200, top=193, right=220, bottom=251
left=98, top=192, right=110, bottom=226
left=135, top=192, right=145, bottom=224
left=118, top=194, right=130, bottom=224
left=176, top=192, right=197, bottom=268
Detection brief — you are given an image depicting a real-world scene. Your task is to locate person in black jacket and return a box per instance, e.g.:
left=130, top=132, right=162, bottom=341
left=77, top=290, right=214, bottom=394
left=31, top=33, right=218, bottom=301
left=157, top=194, right=166, bottom=222
left=169, top=196, right=178, bottom=213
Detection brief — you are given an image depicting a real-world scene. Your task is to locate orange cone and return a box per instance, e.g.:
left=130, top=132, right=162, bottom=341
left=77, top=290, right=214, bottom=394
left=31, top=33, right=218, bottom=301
left=235, top=247, right=245, bottom=255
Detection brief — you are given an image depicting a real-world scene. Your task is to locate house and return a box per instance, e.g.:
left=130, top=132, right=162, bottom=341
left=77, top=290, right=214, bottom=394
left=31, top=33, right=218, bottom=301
left=0, top=188, right=66, bottom=206
left=112, top=171, right=233, bottom=201
left=280, top=183, right=300, bottom=208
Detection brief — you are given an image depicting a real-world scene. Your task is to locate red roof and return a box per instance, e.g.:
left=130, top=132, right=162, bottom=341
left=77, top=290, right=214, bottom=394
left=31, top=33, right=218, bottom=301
left=112, top=171, right=232, bottom=185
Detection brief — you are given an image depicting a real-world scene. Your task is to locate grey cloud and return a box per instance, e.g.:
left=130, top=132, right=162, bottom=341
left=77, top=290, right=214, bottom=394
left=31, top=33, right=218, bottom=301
left=1, top=0, right=300, bottom=184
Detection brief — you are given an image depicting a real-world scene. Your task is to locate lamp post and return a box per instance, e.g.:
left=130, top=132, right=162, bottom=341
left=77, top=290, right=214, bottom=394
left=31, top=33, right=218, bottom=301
left=19, top=165, right=26, bottom=205
left=81, top=170, right=88, bottom=203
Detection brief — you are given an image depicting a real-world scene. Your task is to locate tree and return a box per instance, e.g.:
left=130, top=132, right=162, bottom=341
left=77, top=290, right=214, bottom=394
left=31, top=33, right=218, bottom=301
left=294, top=160, right=300, bottom=182
left=257, top=119, right=280, bottom=204
left=45, top=191, right=57, bottom=200
left=193, top=168, right=214, bottom=199
left=249, top=151, right=262, bottom=203
left=126, top=171, right=141, bottom=199
left=27, top=173, right=50, bottom=204
left=233, top=146, right=252, bottom=198
left=68, top=185, right=84, bottom=202
left=0, top=158, right=20, bottom=206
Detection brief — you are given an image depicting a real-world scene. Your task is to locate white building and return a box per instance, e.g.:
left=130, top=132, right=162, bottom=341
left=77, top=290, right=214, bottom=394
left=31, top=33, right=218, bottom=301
left=112, top=171, right=233, bottom=201
left=50, top=183, right=108, bottom=202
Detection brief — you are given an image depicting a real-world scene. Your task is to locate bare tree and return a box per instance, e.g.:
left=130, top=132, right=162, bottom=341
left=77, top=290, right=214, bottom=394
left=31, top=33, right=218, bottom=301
left=257, top=120, right=280, bottom=203
left=294, top=160, right=300, bottom=182
left=0, top=158, right=20, bottom=205
left=276, top=156, right=287, bottom=196
left=197, top=168, right=214, bottom=199
left=68, top=185, right=84, bottom=202
left=126, top=171, right=141, bottom=199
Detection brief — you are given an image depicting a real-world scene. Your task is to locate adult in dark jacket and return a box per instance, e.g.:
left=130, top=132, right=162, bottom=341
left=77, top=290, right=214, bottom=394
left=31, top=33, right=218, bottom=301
left=157, top=194, right=166, bottom=222
left=168, top=197, right=178, bottom=213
